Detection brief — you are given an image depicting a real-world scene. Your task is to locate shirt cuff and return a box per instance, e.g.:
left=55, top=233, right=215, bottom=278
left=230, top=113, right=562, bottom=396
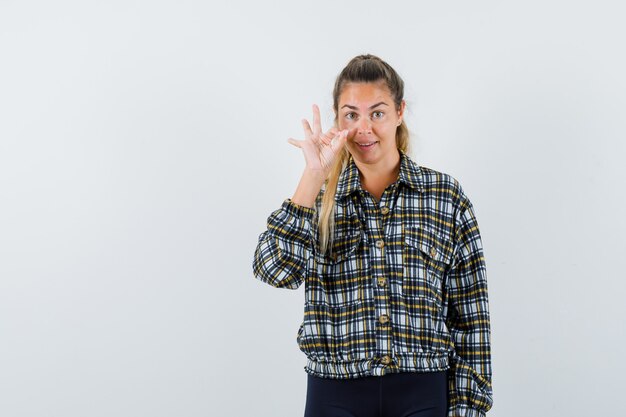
left=449, top=404, right=487, bottom=417
left=282, top=198, right=315, bottom=221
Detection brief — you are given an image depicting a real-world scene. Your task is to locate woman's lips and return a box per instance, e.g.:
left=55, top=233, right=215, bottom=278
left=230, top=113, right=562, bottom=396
left=356, top=141, right=378, bottom=150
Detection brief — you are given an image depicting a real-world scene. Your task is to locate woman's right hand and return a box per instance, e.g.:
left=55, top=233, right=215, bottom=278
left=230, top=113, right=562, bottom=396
left=287, top=104, right=353, bottom=180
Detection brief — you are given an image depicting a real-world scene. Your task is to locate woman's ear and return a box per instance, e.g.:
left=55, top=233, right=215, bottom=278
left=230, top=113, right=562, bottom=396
left=396, top=100, right=406, bottom=125
left=398, top=100, right=406, bottom=119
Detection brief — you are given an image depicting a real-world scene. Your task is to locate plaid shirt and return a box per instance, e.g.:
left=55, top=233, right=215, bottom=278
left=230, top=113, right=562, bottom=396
left=253, top=149, right=493, bottom=417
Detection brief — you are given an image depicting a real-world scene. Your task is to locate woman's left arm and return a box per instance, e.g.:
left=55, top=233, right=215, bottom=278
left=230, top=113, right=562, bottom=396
left=444, top=193, right=494, bottom=417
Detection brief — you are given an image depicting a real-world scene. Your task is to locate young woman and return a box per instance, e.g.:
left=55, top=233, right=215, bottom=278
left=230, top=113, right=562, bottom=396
left=253, top=54, right=493, bottom=417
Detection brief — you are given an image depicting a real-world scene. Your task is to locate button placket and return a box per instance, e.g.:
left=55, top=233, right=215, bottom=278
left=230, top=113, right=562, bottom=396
left=368, top=190, right=398, bottom=374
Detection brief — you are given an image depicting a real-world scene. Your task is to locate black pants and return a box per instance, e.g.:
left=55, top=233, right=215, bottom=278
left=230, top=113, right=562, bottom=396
left=304, top=370, right=448, bottom=417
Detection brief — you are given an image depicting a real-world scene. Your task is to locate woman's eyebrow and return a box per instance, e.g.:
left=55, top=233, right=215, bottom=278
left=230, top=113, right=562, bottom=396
left=341, top=102, right=389, bottom=110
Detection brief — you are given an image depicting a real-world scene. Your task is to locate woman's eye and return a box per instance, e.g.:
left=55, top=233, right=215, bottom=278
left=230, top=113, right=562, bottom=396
left=372, top=111, right=384, bottom=119
left=346, top=113, right=356, bottom=120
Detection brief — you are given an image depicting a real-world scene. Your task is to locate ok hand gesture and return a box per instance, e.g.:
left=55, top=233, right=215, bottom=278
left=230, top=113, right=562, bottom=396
left=288, top=104, right=354, bottom=179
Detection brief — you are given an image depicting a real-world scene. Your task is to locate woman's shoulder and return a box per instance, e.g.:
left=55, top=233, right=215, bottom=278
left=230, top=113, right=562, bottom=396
left=417, top=164, right=460, bottom=189
left=407, top=158, right=470, bottom=209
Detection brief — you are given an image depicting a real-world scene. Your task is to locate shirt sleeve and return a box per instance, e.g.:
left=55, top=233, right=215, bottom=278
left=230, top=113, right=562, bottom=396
left=252, top=198, right=316, bottom=289
left=444, top=194, right=494, bottom=417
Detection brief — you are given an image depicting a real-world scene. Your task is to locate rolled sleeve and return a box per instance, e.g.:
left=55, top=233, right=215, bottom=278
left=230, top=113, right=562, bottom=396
left=252, top=199, right=316, bottom=289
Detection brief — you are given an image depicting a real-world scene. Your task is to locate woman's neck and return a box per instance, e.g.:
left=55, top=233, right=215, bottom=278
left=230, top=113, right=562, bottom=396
left=354, top=149, right=401, bottom=201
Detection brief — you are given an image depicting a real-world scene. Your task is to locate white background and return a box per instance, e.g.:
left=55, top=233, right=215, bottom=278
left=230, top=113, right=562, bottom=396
left=1, top=1, right=624, bottom=416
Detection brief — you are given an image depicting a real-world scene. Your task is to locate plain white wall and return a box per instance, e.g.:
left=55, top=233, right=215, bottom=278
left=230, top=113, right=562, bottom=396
left=1, top=1, right=624, bottom=416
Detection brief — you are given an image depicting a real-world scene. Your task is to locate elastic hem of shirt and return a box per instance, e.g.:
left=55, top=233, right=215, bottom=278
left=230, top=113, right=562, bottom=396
left=302, top=351, right=450, bottom=379
left=448, top=404, right=487, bottom=417
left=282, top=198, right=315, bottom=220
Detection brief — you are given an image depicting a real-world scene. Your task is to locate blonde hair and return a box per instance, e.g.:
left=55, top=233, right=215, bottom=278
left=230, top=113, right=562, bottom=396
left=317, top=54, right=410, bottom=255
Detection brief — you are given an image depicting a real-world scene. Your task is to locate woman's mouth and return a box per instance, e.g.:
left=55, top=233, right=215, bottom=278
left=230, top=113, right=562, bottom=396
left=356, top=141, right=378, bottom=149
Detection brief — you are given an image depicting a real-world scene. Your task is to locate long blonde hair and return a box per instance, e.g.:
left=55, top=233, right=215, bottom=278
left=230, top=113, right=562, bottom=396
left=317, top=54, right=410, bottom=255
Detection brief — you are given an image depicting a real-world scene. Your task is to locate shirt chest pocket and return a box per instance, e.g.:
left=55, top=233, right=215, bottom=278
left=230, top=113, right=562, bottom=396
left=313, top=227, right=366, bottom=307
left=402, top=226, right=454, bottom=303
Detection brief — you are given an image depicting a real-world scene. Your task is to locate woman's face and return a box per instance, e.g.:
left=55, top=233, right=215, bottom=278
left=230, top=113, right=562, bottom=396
left=336, top=81, right=405, bottom=168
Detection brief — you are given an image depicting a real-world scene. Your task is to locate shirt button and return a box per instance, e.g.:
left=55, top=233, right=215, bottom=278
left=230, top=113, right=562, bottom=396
left=381, top=206, right=390, bottom=215
left=377, top=277, right=387, bottom=287
left=375, top=240, right=385, bottom=249
left=430, top=247, right=437, bottom=258
left=379, top=314, right=390, bottom=324
left=381, top=355, right=391, bottom=365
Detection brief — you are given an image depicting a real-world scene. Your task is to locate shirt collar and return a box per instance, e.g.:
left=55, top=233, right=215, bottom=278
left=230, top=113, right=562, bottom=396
left=334, top=148, right=424, bottom=201
left=397, top=148, right=425, bottom=193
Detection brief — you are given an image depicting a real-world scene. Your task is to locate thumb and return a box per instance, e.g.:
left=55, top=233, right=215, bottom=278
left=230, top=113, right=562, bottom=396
left=346, top=127, right=358, bottom=141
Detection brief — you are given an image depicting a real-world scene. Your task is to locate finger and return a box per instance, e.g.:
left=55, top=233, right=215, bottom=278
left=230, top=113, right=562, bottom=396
left=287, top=138, right=303, bottom=148
left=331, top=130, right=348, bottom=152
left=319, top=131, right=333, bottom=146
left=312, top=104, right=322, bottom=137
left=325, top=127, right=339, bottom=139
left=301, top=119, right=313, bottom=139
left=304, top=119, right=323, bottom=147
left=320, top=127, right=339, bottom=145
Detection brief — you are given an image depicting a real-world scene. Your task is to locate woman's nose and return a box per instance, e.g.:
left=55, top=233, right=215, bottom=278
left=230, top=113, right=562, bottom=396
left=357, top=118, right=372, bottom=135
